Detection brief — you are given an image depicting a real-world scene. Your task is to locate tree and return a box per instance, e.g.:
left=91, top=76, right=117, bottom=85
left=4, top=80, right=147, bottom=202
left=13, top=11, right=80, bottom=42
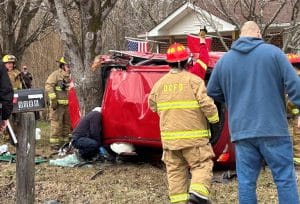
left=194, top=0, right=300, bottom=52
left=282, top=0, right=300, bottom=52
left=0, top=0, right=53, bottom=64
left=46, top=0, right=118, bottom=115
left=102, top=0, right=183, bottom=53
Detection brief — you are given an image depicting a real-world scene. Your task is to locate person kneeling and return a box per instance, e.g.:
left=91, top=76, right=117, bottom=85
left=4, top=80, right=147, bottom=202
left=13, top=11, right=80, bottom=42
left=71, top=107, right=102, bottom=161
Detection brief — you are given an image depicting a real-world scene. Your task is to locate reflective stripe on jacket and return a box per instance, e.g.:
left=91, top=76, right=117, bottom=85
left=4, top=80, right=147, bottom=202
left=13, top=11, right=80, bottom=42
left=148, top=69, right=219, bottom=150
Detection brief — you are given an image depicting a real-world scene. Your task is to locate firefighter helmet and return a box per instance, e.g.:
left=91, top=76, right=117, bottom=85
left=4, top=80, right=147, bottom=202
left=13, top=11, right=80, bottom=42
left=287, top=53, right=300, bottom=64
left=166, top=43, right=189, bottom=63
left=110, top=142, right=135, bottom=155
left=2, top=54, right=17, bottom=63
left=58, top=57, right=68, bottom=64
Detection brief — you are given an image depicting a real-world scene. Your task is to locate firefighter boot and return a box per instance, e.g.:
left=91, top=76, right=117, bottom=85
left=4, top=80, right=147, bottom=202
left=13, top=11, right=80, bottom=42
left=188, top=193, right=210, bottom=204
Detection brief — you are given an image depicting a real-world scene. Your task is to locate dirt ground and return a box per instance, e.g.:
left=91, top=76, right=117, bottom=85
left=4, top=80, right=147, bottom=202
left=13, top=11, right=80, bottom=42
left=0, top=121, right=298, bottom=204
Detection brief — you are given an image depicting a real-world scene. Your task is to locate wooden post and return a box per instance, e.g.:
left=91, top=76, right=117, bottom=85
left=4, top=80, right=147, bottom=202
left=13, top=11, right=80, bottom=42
left=16, top=112, right=36, bottom=204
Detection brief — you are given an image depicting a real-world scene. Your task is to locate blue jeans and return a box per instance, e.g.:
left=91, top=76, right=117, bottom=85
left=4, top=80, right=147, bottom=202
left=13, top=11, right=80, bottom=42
left=235, top=136, right=299, bottom=204
left=72, top=136, right=99, bottom=160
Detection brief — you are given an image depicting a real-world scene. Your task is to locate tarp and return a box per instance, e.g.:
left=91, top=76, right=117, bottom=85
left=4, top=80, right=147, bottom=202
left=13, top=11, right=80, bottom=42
left=0, top=153, right=47, bottom=164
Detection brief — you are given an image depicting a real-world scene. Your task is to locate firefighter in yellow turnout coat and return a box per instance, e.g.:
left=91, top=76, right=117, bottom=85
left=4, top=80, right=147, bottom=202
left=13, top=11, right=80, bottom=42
left=45, top=57, right=71, bottom=149
left=2, top=55, right=22, bottom=90
left=149, top=43, right=219, bottom=204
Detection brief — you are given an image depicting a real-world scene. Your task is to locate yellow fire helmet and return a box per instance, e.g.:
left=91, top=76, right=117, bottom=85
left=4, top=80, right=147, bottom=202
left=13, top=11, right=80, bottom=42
left=57, top=57, right=69, bottom=64
left=2, top=54, right=17, bottom=63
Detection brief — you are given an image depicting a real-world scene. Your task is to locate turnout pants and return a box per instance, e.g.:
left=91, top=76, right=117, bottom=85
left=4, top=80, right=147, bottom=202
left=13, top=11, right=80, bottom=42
left=49, top=105, right=71, bottom=145
left=162, top=142, right=214, bottom=203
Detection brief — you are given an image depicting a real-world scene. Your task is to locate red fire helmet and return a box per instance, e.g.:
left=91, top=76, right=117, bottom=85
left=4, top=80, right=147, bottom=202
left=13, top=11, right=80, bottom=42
left=166, top=43, right=190, bottom=63
left=287, top=53, right=300, bottom=64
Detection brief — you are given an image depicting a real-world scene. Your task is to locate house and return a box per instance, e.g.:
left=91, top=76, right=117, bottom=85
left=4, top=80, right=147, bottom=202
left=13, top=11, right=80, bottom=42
left=140, top=1, right=297, bottom=53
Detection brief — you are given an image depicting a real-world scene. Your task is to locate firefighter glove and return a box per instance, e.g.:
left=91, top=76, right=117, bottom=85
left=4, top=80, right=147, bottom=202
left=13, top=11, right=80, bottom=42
left=58, top=80, right=68, bottom=91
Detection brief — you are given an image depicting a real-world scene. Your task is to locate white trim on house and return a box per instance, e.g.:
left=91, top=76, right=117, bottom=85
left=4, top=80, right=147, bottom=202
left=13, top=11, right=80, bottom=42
left=140, top=2, right=236, bottom=38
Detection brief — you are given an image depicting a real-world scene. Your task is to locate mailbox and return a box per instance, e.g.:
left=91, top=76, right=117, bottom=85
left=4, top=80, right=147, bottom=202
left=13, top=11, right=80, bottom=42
left=12, top=88, right=45, bottom=113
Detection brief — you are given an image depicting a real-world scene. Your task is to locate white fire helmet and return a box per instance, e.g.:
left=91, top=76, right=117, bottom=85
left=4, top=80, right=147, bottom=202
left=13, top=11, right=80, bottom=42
left=110, top=142, right=135, bottom=155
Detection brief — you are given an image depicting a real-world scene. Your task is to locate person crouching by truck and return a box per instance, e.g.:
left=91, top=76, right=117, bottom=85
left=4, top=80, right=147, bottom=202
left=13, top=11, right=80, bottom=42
left=71, top=107, right=102, bottom=161
left=148, top=43, right=219, bottom=204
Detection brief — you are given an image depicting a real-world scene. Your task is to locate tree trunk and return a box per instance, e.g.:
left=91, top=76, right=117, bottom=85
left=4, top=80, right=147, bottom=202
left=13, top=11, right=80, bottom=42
left=50, top=0, right=117, bottom=115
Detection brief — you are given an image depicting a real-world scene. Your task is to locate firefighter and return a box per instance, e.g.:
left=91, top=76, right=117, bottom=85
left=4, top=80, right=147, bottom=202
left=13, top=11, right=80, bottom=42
left=45, top=57, right=71, bottom=150
left=286, top=57, right=300, bottom=165
left=0, top=60, right=13, bottom=132
left=3, top=55, right=22, bottom=90
left=187, top=26, right=209, bottom=80
left=148, top=43, right=219, bottom=204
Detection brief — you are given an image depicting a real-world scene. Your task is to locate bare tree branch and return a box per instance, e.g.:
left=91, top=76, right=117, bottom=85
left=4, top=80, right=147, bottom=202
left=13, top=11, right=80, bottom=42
left=18, top=12, right=54, bottom=55
left=16, top=0, right=44, bottom=49
left=101, top=0, right=118, bottom=20
left=12, top=0, right=28, bottom=31
left=261, top=0, right=287, bottom=37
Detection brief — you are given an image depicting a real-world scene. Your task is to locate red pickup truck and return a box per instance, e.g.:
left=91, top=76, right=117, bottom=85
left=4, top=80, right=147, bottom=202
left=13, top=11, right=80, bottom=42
left=68, top=51, right=300, bottom=168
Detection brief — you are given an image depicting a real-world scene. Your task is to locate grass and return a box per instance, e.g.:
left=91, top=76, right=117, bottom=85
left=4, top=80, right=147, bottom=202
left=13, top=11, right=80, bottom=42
left=0, top=120, right=299, bottom=203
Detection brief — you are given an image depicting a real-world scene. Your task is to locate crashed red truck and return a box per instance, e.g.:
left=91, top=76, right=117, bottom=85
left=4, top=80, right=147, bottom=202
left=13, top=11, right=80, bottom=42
left=68, top=51, right=300, bottom=168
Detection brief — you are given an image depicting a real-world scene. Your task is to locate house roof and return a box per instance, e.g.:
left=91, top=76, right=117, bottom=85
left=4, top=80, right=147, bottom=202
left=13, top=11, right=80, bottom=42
left=143, top=1, right=299, bottom=38
left=144, top=2, right=236, bottom=38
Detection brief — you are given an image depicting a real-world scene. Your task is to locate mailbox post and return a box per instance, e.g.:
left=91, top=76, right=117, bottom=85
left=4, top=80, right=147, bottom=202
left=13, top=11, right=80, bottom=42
left=12, top=88, right=45, bottom=204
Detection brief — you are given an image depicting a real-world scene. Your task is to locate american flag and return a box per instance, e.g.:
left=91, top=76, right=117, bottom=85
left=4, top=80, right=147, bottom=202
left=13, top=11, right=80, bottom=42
left=127, top=40, right=149, bottom=53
